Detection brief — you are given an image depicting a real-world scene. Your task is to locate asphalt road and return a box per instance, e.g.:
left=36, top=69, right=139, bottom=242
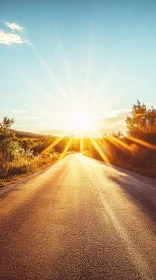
left=0, top=154, right=156, bottom=280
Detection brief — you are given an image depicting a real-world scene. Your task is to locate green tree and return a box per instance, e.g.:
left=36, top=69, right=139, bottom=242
left=125, top=100, right=156, bottom=136
left=0, top=116, right=14, bottom=132
left=0, top=117, right=23, bottom=177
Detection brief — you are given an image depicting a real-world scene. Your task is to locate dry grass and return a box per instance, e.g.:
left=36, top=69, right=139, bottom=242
left=0, top=154, right=59, bottom=188
left=84, top=152, right=156, bottom=178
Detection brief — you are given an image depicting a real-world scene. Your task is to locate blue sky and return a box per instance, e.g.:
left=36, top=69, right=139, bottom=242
left=0, top=0, right=156, bottom=136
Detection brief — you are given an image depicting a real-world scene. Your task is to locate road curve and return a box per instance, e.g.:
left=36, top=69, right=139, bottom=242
left=0, top=154, right=156, bottom=280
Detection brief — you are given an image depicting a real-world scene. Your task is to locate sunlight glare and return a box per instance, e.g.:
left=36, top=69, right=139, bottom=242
left=73, top=113, right=92, bottom=133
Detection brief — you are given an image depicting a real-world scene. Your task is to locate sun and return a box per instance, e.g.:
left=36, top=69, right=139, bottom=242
left=72, top=113, right=92, bottom=134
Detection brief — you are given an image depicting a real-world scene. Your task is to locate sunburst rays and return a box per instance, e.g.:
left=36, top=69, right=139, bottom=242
left=83, top=22, right=94, bottom=110
left=107, top=136, right=132, bottom=152
left=59, top=137, right=73, bottom=160
left=30, top=43, right=74, bottom=110
left=80, top=133, right=84, bottom=152
left=87, top=132, right=110, bottom=163
left=127, top=135, right=156, bottom=151
left=53, top=25, right=78, bottom=108
left=27, top=24, right=125, bottom=144
left=40, top=137, right=63, bottom=155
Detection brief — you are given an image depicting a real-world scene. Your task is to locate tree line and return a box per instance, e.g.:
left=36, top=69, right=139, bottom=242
left=0, top=100, right=156, bottom=183
left=91, top=100, right=156, bottom=177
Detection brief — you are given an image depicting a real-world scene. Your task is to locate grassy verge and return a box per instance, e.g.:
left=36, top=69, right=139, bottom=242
left=111, top=159, right=156, bottom=178
left=0, top=155, right=59, bottom=188
left=0, top=151, right=77, bottom=189
left=84, top=151, right=156, bottom=178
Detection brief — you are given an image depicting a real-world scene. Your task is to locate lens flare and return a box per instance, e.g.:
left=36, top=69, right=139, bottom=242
left=72, top=113, right=92, bottom=134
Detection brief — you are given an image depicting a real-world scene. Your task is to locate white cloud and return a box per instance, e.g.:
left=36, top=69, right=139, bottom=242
left=5, top=22, right=24, bottom=31
left=0, top=30, right=25, bottom=45
left=96, top=107, right=131, bottom=134
left=112, top=108, right=131, bottom=118
left=24, top=104, right=36, bottom=108
left=12, top=110, right=26, bottom=114
left=0, top=21, right=28, bottom=45
left=17, top=117, right=41, bottom=120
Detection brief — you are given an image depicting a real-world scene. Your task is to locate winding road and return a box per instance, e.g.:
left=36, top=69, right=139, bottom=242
left=0, top=154, right=156, bottom=280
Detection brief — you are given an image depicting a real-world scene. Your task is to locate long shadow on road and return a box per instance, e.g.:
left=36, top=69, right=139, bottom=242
left=87, top=156, right=156, bottom=224
left=107, top=172, right=156, bottom=225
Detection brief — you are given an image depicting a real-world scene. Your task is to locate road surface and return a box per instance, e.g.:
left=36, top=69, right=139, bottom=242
left=0, top=154, right=156, bottom=280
